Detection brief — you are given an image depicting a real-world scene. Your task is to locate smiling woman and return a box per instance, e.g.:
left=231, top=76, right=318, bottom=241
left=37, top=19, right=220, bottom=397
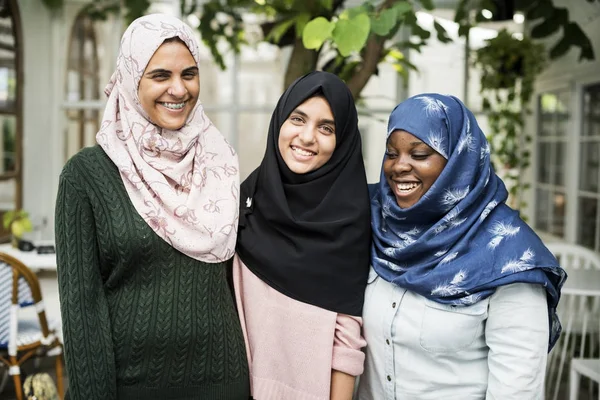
left=383, top=130, right=447, bottom=209
left=234, top=71, right=371, bottom=400
left=278, top=95, right=336, bottom=174
left=55, top=14, right=249, bottom=400
left=358, top=93, right=566, bottom=400
left=138, top=37, right=199, bottom=130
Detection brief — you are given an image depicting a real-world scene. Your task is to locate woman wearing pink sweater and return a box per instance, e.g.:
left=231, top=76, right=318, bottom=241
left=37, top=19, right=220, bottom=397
left=233, top=71, right=371, bottom=400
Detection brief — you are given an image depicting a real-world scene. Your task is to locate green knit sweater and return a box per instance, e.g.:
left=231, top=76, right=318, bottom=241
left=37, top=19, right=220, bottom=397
left=55, top=146, right=249, bottom=400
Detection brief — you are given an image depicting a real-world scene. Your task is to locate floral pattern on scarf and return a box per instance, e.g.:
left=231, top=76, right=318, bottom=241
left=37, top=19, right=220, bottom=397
left=97, top=14, right=239, bottom=263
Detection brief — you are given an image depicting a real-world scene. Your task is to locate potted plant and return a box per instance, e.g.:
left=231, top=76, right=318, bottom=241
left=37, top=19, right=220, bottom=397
left=3, top=209, right=33, bottom=248
left=473, top=29, right=547, bottom=211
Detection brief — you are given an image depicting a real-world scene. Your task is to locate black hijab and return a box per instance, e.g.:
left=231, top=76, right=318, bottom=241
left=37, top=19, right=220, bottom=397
left=236, top=71, right=371, bottom=316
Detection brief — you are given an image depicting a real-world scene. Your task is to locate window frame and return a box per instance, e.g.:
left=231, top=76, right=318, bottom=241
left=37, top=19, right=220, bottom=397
left=533, top=73, right=600, bottom=250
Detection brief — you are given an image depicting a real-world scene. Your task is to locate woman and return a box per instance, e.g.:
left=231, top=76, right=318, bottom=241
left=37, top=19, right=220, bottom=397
left=233, top=71, right=371, bottom=400
left=357, top=93, right=566, bottom=399
left=55, top=14, right=249, bottom=399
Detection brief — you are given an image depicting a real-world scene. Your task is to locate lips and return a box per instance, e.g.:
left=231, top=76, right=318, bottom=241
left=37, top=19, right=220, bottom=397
left=291, top=145, right=317, bottom=158
left=159, top=101, right=187, bottom=111
left=390, top=179, right=422, bottom=200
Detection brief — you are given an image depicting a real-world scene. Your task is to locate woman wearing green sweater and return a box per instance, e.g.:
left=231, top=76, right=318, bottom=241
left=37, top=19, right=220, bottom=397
left=55, top=14, right=249, bottom=399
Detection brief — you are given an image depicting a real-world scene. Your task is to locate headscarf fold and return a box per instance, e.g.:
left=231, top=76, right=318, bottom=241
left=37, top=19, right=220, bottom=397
left=237, top=71, right=371, bottom=316
left=370, top=93, right=566, bottom=350
left=97, top=14, right=239, bottom=263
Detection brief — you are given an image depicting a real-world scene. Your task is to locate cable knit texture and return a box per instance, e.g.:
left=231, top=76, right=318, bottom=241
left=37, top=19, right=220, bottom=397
left=55, top=146, right=249, bottom=400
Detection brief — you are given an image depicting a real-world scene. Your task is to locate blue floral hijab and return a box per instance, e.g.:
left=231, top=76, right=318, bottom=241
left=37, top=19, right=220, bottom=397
left=370, top=93, right=566, bottom=350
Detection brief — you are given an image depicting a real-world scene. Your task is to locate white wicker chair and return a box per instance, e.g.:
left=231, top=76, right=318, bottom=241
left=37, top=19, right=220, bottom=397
left=0, top=252, right=64, bottom=400
left=545, top=242, right=600, bottom=400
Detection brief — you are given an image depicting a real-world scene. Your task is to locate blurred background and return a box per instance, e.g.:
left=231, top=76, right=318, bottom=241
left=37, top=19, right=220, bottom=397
left=0, top=0, right=599, bottom=398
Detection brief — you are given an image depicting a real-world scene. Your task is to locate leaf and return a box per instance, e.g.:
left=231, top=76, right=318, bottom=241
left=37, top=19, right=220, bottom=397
left=418, top=0, right=435, bottom=11
left=433, top=20, right=452, bottom=43
left=332, top=14, right=371, bottom=56
left=458, top=24, right=471, bottom=37
left=370, top=8, right=397, bottom=36
left=319, top=0, right=333, bottom=10
left=302, top=17, right=334, bottom=50
left=340, top=5, right=369, bottom=20
left=549, top=33, right=571, bottom=59
left=294, top=13, right=311, bottom=38
left=267, top=18, right=295, bottom=43
left=393, top=2, right=412, bottom=16
left=525, top=2, right=555, bottom=20
left=2, top=211, right=14, bottom=229
left=564, top=22, right=595, bottom=61
left=530, top=18, right=561, bottom=38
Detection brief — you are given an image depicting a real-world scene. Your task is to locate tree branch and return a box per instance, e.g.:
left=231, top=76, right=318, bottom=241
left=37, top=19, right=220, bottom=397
left=346, top=0, right=396, bottom=99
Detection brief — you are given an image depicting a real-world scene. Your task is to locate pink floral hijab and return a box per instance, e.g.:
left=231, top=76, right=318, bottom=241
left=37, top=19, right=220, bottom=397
left=96, top=14, right=239, bottom=263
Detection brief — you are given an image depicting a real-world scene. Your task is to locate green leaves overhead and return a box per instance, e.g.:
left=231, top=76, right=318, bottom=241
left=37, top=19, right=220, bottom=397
left=267, top=18, right=296, bottom=43
left=370, top=8, right=397, bottom=36
left=332, top=13, right=370, bottom=56
left=319, top=0, right=333, bottom=11
left=302, top=17, right=334, bottom=50
left=433, top=21, right=452, bottom=43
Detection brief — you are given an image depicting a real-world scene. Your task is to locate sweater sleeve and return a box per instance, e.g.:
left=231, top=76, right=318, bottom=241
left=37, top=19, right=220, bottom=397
left=485, top=283, right=549, bottom=400
left=331, top=314, right=367, bottom=376
left=55, top=171, right=117, bottom=400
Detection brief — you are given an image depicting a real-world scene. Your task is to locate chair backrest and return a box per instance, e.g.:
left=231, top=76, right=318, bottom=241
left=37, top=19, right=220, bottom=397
left=545, top=242, right=600, bottom=271
left=0, top=252, right=51, bottom=349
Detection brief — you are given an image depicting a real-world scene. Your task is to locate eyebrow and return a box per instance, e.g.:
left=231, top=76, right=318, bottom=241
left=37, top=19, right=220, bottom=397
left=386, top=141, right=427, bottom=150
left=145, top=66, right=199, bottom=76
left=291, top=108, right=335, bottom=127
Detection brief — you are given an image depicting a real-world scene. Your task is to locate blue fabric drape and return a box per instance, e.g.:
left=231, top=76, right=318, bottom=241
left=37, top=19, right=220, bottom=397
left=370, top=93, right=566, bottom=350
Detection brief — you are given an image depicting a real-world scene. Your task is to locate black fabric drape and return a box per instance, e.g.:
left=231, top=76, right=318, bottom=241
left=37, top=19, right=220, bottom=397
left=236, top=71, right=371, bottom=316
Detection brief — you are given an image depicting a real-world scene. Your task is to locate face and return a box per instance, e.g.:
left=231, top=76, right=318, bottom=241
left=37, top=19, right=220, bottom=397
left=278, top=96, right=337, bottom=174
left=138, top=40, right=199, bottom=130
left=384, top=130, right=447, bottom=208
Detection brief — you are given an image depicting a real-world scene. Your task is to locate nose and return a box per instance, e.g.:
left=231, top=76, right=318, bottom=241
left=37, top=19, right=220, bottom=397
left=168, top=78, right=187, bottom=98
left=298, top=125, right=316, bottom=144
left=391, top=154, right=412, bottom=174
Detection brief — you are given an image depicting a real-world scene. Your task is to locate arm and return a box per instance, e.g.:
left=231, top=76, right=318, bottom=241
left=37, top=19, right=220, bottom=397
left=330, top=314, right=367, bottom=400
left=485, top=283, right=549, bottom=400
left=56, top=172, right=117, bottom=400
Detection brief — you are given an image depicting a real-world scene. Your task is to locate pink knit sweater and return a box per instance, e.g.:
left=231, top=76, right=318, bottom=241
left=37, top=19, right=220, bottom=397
left=232, top=255, right=366, bottom=400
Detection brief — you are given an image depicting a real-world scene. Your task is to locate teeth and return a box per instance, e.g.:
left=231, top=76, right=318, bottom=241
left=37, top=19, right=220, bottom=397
left=396, top=183, right=419, bottom=191
left=292, top=146, right=315, bottom=156
left=161, top=102, right=185, bottom=110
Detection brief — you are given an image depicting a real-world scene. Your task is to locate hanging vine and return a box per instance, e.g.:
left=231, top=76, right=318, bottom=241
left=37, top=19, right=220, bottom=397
left=474, top=29, right=547, bottom=210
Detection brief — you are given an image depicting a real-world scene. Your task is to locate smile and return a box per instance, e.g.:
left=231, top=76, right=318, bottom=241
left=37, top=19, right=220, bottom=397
left=291, top=145, right=316, bottom=157
left=159, top=102, right=186, bottom=110
left=393, top=182, right=421, bottom=197
left=396, top=182, right=419, bottom=192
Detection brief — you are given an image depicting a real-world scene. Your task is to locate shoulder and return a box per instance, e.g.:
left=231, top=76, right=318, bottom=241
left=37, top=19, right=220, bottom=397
left=491, top=282, right=546, bottom=302
left=60, top=146, right=114, bottom=181
left=488, top=282, right=548, bottom=327
left=59, top=146, right=117, bottom=197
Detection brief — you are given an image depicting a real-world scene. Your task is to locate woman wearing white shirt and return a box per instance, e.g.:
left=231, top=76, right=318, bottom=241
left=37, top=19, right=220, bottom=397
left=357, top=93, right=566, bottom=400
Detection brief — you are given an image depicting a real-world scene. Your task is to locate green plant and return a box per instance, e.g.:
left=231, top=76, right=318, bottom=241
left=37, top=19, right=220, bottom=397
left=2, top=209, right=32, bottom=238
left=474, top=29, right=547, bottom=210
left=454, top=0, right=596, bottom=62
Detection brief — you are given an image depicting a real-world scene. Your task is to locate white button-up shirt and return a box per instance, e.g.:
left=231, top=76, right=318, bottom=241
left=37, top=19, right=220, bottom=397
left=357, top=268, right=549, bottom=400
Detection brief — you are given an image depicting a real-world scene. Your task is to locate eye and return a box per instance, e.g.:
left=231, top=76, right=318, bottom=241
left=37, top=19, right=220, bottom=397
left=385, top=151, right=398, bottom=160
left=412, top=153, right=430, bottom=160
left=290, top=116, right=304, bottom=124
left=183, top=71, right=198, bottom=79
left=151, top=73, right=169, bottom=81
left=321, top=125, right=334, bottom=134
